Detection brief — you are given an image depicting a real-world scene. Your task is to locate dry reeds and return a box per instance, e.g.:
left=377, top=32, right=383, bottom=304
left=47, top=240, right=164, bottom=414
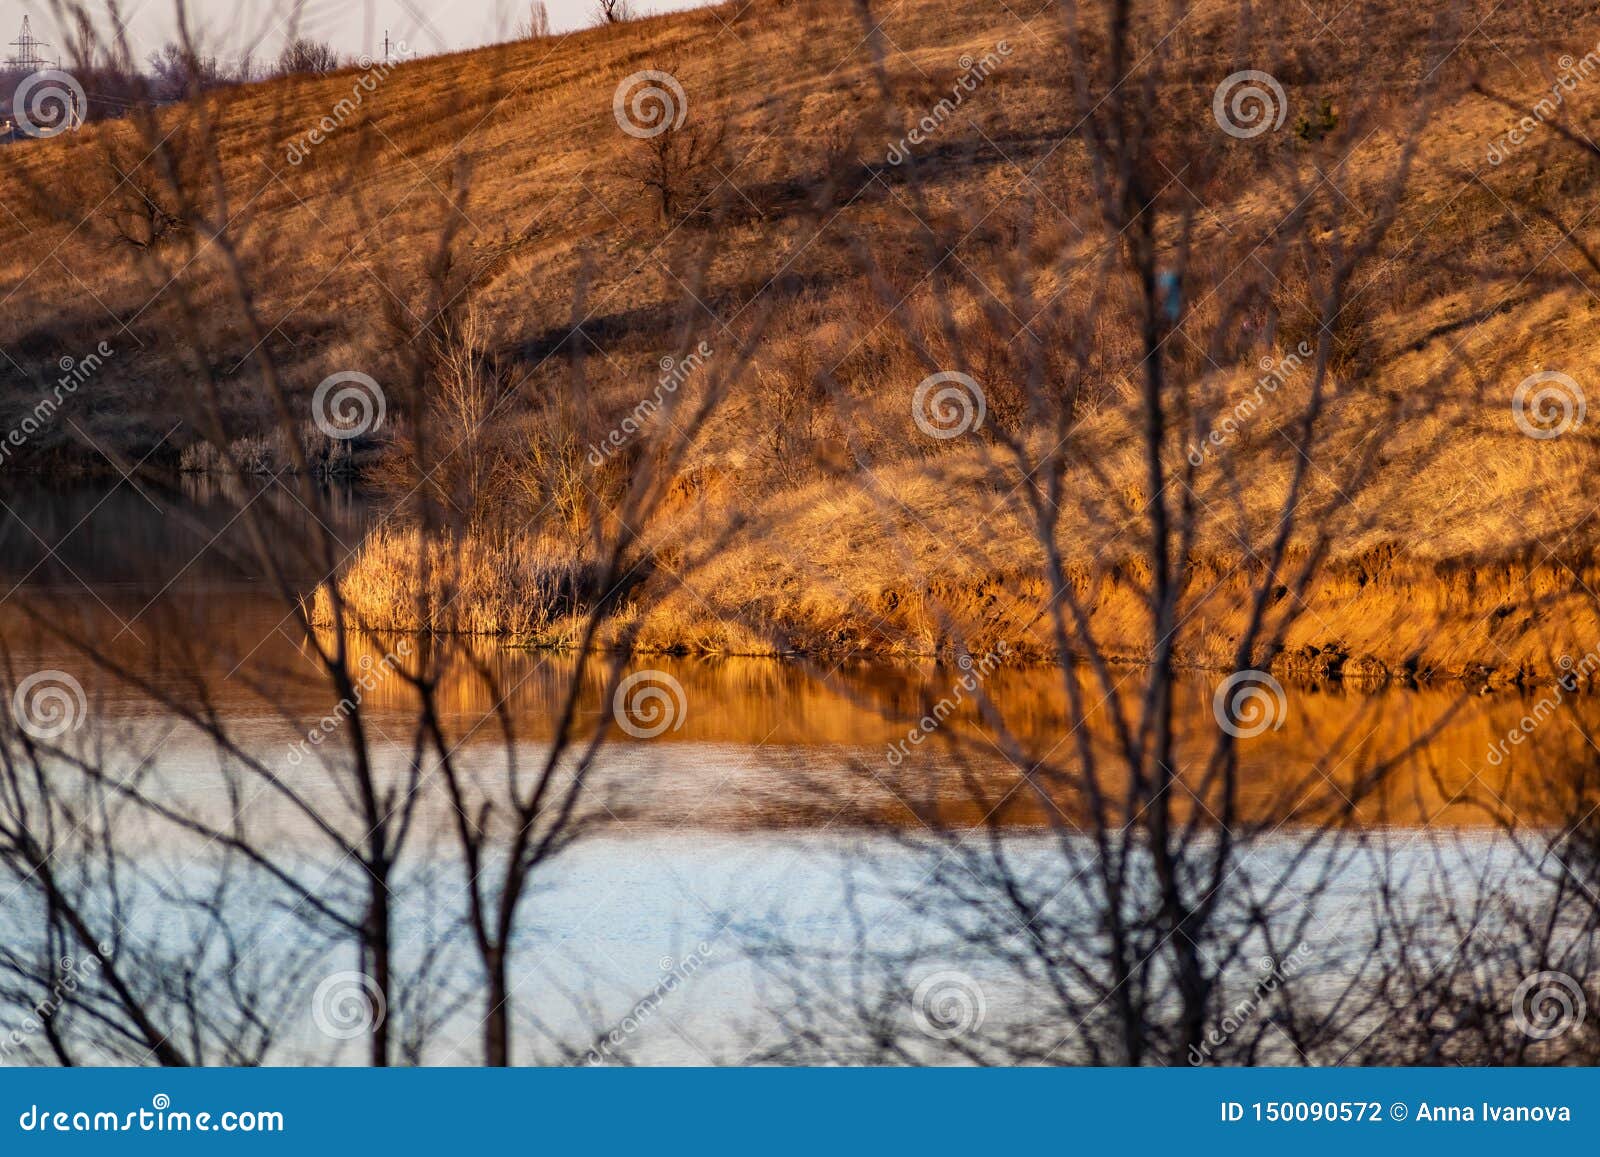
left=312, top=525, right=597, bottom=639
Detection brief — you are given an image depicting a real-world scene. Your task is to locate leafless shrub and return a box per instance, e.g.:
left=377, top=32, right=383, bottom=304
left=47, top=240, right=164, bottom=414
left=725, top=0, right=1577, bottom=1068
left=519, top=1, right=552, bottom=39
left=276, top=37, right=339, bottom=76
left=621, top=106, right=729, bottom=225
left=145, top=41, right=229, bottom=100
left=0, top=0, right=778, bottom=1068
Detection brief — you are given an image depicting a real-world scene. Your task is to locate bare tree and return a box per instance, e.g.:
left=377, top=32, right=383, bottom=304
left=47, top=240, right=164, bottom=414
left=726, top=0, right=1588, bottom=1067
left=0, top=0, right=764, bottom=1067
left=145, top=41, right=228, bottom=100
left=593, top=0, right=635, bottom=27
left=518, top=1, right=551, bottom=39
left=622, top=110, right=727, bottom=225
left=276, top=37, right=339, bottom=76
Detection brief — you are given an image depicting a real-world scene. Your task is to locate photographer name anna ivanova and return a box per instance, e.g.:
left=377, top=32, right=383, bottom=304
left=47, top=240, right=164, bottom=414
left=1222, top=1101, right=1572, bottom=1123
left=1410, top=1102, right=1571, bottom=1123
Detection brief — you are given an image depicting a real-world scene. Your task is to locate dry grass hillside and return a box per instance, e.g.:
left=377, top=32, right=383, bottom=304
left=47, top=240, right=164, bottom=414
left=7, top=0, right=1600, bottom=678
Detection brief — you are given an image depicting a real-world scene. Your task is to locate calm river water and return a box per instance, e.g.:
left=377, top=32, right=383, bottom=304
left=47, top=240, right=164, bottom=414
left=0, top=480, right=1581, bottom=1063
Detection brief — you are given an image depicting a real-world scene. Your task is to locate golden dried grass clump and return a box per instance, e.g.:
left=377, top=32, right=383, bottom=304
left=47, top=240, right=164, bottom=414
left=314, top=525, right=595, bottom=641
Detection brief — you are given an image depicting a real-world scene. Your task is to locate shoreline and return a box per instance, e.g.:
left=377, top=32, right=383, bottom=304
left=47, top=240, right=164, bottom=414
left=310, top=521, right=1600, bottom=693
left=19, top=465, right=1592, bottom=696
left=316, top=610, right=1596, bottom=697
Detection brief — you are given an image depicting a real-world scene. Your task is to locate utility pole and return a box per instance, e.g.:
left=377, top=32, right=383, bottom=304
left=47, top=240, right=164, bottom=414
left=6, top=16, right=59, bottom=71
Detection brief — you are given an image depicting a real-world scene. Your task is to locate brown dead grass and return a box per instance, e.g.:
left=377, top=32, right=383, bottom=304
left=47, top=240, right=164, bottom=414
left=10, top=0, right=1600, bottom=676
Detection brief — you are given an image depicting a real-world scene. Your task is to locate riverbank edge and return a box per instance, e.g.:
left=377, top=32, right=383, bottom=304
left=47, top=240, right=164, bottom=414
left=312, top=541, right=1600, bottom=694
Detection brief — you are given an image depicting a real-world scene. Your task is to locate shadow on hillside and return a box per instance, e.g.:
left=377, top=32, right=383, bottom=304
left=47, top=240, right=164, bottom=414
left=506, top=272, right=822, bottom=367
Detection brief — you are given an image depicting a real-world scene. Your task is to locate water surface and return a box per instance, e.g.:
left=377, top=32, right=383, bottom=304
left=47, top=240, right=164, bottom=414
left=0, top=480, right=1584, bottom=1063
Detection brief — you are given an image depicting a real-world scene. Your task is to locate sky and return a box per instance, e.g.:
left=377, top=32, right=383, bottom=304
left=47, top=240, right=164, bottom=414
left=0, top=0, right=711, bottom=71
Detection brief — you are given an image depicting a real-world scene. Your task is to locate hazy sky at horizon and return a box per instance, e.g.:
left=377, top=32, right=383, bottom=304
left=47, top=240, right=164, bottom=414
left=0, top=0, right=712, bottom=69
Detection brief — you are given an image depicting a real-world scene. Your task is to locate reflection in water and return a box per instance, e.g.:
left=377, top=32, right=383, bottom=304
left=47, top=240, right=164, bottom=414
left=0, top=480, right=1579, bottom=833
left=0, top=584, right=1570, bottom=830
left=0, top=483, right=1592, bottom=1064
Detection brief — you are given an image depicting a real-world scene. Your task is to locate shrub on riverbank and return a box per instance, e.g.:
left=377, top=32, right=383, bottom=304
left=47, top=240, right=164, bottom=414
left=312, top=525, right=598, bottom=640
left=178, top=422, right=365, bottom=476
